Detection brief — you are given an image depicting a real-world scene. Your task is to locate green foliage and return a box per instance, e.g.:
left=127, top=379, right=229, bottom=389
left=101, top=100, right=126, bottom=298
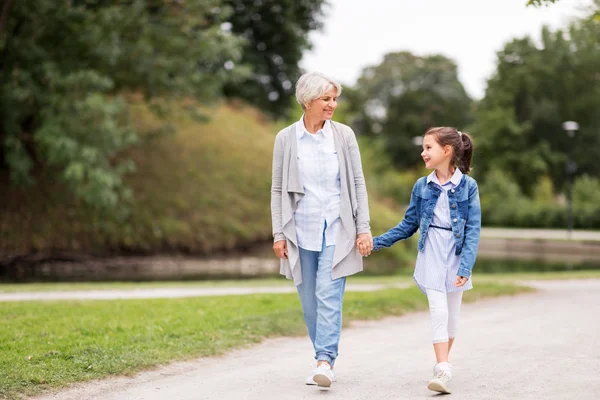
left=527, top=0, right=559, bottom=6
left=479, top=169, right=531, bottom=226
left=531, top=176, right=554, bottom=205
left=472, top=8, right=600, bottom=196
left=353, top=136, right=421, bottom=274
left=573, top=174, right=600, bottom=218
left=479, top=170, right=600, bottom=229
left=348, top=52, right=473, bottom=170
left=1, top=102, right=415, bottom=263
left=222, top=0, right=328, bottom=117
left=0, top=0, right=245, bottom=209
left=359, top=136, right=420, bottom=205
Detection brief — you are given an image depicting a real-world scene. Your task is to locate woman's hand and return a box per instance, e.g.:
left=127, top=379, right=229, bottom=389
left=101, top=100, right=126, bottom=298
left=356, top=233, right=373, bottom=257
left=273, top=240, right=288, bottom=259
left=454, top=276, right=469, bottom=287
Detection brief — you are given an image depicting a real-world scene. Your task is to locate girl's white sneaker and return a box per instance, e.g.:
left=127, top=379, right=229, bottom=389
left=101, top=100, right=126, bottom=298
left=427, top=369, right=452, bottom=394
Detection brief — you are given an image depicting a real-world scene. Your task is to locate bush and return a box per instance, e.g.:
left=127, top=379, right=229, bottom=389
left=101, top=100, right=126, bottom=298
left=480, top=171, right=600, bottom=229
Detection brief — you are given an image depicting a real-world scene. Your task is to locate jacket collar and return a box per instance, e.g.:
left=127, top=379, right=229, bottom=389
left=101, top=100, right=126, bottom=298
left=426, top=168, right=463, bottom=186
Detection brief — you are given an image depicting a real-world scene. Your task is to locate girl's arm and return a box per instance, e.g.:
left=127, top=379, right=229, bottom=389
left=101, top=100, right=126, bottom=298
left=373, top=182, right=420, bottom=251
left=457, top=181, right=481, bottom=278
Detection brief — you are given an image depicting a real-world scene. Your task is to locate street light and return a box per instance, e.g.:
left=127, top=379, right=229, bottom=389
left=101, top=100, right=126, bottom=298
left=562, top=121, right=579, bottom=239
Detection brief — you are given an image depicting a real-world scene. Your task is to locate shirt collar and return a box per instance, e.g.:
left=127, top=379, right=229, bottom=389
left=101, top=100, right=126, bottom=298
left=296, top=115, right=331, bottom=139
left=427, top=168, right=464, bottom=186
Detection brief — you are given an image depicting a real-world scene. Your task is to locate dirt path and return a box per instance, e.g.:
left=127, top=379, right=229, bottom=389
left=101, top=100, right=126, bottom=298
left=31, top=279, right=600, bottom=399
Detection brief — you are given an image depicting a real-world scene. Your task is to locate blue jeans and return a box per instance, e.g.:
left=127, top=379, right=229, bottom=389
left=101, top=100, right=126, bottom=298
left=297, top=239, right=347, bottom=366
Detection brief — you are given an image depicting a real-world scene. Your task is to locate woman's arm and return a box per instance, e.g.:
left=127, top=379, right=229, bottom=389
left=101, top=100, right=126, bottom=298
left=457, top=181, right=481, bottom=278
left=347, top=130, right=374, bottom=256
left=270, top=132, right=285, bottom=243
left=373, top=182, right=420, bottom=251
left=347, top=131, right=371, bottom=235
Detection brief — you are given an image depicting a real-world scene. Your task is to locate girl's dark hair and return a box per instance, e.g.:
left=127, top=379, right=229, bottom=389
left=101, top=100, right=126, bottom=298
left=424, top=127, right=473, bottom=174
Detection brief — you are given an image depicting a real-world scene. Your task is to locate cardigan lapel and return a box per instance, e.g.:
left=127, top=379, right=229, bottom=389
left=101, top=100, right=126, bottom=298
left=286, top=127, right=305, bottom=195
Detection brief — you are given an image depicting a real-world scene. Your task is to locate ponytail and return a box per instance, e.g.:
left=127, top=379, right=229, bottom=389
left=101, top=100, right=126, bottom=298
left=457, top=131, right=473, bottom=174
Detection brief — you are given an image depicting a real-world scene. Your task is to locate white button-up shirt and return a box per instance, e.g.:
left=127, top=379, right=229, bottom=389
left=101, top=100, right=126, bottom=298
left=294, top=116, right=341, bottom=251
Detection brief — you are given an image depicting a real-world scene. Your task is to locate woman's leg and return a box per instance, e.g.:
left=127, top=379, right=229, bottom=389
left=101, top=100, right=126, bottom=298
left=426, top=288, right=450, bottom=363
left=447, top=291, right=464, bottom=354
left=297, top=247, right=319, bottom=349
left=313, top=243, right=346, bottom=367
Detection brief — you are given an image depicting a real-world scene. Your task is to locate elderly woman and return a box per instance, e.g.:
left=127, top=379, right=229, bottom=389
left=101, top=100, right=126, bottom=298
left=270, top=71, right=373, bottom=388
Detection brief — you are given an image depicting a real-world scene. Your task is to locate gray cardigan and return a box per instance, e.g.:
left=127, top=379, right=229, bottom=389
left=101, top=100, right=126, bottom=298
left=270, top=121, right=371, bottom=285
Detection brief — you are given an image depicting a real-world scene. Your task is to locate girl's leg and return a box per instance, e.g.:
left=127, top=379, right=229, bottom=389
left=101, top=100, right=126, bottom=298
left=426, top=288, right=450, bottom=363
left=447, top=291, right=464, bottom=354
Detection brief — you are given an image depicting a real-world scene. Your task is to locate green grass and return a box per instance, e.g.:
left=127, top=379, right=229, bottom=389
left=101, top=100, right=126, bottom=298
left=0, top=283, right=529, bottom=399
left=1, top=270, right=598, bottom=293
left=0, top=276, right=412, bottom=293
left=0, top=278, right=289, bottom=293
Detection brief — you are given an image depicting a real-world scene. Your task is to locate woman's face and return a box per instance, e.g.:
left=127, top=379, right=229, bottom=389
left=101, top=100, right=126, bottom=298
left=306, top=86, right=338, bottom=120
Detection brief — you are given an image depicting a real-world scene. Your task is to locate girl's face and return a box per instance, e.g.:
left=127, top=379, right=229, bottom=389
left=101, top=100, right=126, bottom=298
left=306, top=87, right=338, bottom=120
left=421, top=134, right=452, bottom=170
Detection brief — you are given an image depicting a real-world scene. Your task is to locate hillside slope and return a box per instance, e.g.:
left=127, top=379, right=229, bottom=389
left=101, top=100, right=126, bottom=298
left=1, top=101, right=412, bottom=271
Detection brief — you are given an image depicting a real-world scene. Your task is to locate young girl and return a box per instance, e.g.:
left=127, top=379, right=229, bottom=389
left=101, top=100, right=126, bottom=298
left=358, top=127, right=481, bottom=394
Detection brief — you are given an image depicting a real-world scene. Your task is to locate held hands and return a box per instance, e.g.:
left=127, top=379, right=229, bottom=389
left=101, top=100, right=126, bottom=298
left=273, top=240, right=288, bottom=259
left=355, top=233, right=373, bottom=257
left=455, top=276, right=469, bottom=287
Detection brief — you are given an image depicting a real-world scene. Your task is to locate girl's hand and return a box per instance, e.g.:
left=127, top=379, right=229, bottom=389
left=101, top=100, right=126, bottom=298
left=356, top=233, right=373, bottom=257
left=455, top=276, right=469, bottom=287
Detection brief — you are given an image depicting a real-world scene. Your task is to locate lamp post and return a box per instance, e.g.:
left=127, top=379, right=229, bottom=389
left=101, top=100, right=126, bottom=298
left=562, top=121, right=579, bottom=240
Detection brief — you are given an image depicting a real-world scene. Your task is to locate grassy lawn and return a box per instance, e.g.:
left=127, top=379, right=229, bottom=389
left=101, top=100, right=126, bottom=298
left=0, top=278, right=293, bottom=293
left=0, top=275, right=416, bottom=293
left=0, top=283, right=529, bottom=399
left=1, top=270, right=598, bottom=293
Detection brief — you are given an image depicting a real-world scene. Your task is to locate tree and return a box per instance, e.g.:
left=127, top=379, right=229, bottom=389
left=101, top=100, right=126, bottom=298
left=0, top=0, right=245, bottom=209
left=222, top=0, right=328, bottom=118
left=471, top=5, right=600, bottom=195
left=348, top=52, right=473, bottom=170
left=527, top=0, right=559, bottom=6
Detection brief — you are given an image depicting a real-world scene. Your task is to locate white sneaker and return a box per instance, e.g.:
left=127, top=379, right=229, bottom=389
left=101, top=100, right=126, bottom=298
left=427, top=369, right=452, bottom=394
left=305, top=368, right=335, bottom=385
left=312, top=364, right=334, bottom=387
left=305, top=372, right=317, bottom=386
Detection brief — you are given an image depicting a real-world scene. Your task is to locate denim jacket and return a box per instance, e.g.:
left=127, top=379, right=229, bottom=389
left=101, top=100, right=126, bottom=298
left=373, top=174, right=481, bottom=278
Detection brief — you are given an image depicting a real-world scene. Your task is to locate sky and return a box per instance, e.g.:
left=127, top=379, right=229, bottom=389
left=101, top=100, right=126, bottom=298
left=301, top=0, right=593, bottom=100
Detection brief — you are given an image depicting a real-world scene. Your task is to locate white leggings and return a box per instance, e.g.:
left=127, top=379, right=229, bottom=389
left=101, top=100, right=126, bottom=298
left=426, top=289, right=464, bottom=344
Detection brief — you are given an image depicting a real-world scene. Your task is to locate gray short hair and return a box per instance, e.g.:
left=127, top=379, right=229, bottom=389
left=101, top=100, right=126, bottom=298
left=295, top=72, right=342, bottom=109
